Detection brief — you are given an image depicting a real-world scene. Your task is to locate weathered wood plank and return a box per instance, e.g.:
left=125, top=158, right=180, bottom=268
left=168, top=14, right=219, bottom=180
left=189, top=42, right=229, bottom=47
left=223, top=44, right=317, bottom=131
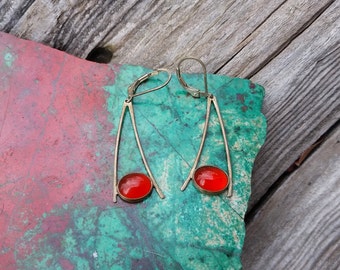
left=1, top=0, right=326, bottom=71
left=246, top=1, right=340, bottom=209
left=242, top=126, right=340, bottom=270
left=219, top=0, right=336, bottom=78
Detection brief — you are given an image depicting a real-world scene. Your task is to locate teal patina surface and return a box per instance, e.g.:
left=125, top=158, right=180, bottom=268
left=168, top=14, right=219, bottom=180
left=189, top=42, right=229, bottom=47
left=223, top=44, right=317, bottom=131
left=0, top=32, right=266, bottom=270
left=102, top=65, right=266, bottom=269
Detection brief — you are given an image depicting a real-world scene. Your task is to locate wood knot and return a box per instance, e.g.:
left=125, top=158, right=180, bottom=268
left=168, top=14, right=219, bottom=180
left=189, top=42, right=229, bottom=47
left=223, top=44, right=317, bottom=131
left=86, top=46, right=113, bottom=63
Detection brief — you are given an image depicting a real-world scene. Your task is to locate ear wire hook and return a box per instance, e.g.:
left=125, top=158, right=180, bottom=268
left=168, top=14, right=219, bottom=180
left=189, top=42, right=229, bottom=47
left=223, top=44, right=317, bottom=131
left=176, top=57, right=233, bottom=197
left=176, top=57, right=209, bottom=98
left=127, top=68, right=172, bottom=101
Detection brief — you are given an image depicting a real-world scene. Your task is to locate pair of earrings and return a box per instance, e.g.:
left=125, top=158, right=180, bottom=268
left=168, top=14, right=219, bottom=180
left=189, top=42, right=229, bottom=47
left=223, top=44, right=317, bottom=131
left=113, top=58, right=233, bottom=203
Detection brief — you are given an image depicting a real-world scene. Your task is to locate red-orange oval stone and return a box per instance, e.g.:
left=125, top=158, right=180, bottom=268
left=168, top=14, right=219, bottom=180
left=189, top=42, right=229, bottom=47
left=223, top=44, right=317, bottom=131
left=118, top=173, right=152, bottom=202
left=193, top=166, right=229, bottom=194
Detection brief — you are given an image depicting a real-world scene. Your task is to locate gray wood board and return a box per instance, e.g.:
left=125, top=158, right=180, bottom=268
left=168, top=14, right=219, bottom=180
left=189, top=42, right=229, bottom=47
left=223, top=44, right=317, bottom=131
left=247, top=0, right=340, bottom=209
left=1, top=0, right=338, bottom=210
left=242, top=126, right=340, bottom=270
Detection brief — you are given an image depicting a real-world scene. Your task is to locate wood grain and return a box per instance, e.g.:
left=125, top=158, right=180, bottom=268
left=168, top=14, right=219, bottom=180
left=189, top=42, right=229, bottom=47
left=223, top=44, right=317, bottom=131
left=0, top=0, right=316, bottom=70
left=219, top=0, right=336, bottom=78
left=242, top=126, right=340, bottom=270
left=247, top=1, right=340, bottom=209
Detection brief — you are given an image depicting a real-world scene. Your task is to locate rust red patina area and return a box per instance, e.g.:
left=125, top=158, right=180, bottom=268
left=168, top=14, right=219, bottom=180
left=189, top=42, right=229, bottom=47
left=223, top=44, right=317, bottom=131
left=0, top=32, right=116, bottom=267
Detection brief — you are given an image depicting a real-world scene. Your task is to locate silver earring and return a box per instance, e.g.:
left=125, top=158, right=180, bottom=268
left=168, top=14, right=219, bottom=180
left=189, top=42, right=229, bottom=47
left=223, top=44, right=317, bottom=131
left=113, top=69, right=171, bottom=203
left=176, top=58, right=233, bottom=197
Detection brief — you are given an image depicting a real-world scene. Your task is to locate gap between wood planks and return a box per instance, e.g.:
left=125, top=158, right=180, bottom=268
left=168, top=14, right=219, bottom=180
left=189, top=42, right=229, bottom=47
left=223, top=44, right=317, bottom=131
left=213, top=0, right=336, bottom=78
left=244, top=119, right=340, bottom=225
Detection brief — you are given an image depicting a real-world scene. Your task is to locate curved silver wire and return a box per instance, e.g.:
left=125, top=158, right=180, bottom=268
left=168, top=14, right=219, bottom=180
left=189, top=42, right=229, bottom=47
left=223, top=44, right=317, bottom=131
left=113, top=69, right=171, bottom=203
left=176, top=57, right=233, bottom=197
left=127, top=68, right=172, bottom=101
left=176, top=57, right=209, bottom=98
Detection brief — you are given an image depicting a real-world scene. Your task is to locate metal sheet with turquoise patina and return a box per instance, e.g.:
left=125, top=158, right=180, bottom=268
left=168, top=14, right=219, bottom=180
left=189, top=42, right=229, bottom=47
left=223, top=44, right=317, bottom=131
left=0, top=32, right=266, bottom=269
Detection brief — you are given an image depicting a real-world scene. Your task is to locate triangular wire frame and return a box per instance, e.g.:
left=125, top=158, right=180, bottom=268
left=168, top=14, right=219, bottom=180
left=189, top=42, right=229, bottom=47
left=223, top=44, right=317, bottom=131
left=181, top=95, right=233, bottom=197
left=113, top=100, right=165, bottom=202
